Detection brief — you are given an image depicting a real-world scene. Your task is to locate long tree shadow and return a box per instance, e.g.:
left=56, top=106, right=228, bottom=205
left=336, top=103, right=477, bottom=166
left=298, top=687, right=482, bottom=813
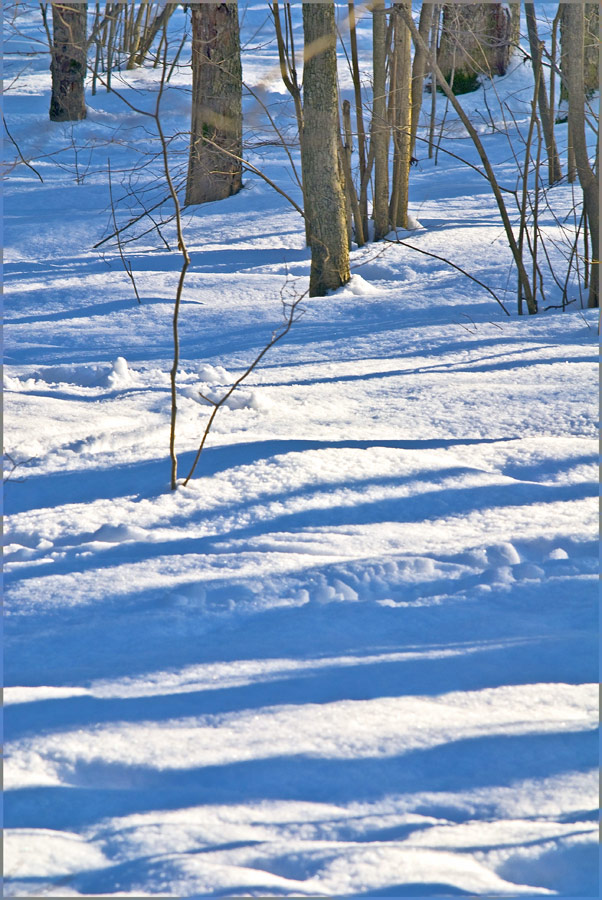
left=5, top=729, right=596, bottom=831
left=3, top=436, right=518, bottom=516
left=6, top=627, right=595, bottom=743
left=5, top=470, right=596, bottom=584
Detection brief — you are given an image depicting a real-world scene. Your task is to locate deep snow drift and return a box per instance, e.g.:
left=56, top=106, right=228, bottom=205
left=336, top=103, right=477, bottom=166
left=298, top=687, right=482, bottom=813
left=3, top=3, right=599, bottom=897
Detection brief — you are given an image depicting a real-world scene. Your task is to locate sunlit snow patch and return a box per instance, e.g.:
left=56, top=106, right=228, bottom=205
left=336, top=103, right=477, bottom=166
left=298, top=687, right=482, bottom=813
left=4, top=829, right=109, bottom=879
left=336, top=273, right=381, bottom=297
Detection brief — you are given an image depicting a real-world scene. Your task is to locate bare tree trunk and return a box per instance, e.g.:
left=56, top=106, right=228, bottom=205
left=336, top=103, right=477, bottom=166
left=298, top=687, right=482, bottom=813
left=563, top=3, right=599, bottom=308
left=348, top=0, right=368, bottom=237
left=372, top=0, right=390, bottom=240
left=134, top=3, right=176, bottom=68
left=301, top=2, right=350, bottom=296
left=185, top=3, right=242, bottom=206
left=49, top=2, right=87, bottom=121
left=342, top=99, right=365, bottom=246
left=399, top=4, right=537, bottom=313
left=389, top=2, right=412, bottom=229
left=583, top=3, right=599, bottom=96
left=428, top=5, right=440, bottom=159
left=524, top=4, right=562, bottom=186
left=559, top=3, right=599, bottom=100
left=410, top=1, right=434, bottom=157
left=438, top=3, right=516, bottom=92
left=272, top=1, right=303, bottom=134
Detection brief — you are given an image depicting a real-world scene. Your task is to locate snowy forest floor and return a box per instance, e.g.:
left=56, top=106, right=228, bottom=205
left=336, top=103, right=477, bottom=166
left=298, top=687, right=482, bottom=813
left=3, top=3, right=599, bottom=897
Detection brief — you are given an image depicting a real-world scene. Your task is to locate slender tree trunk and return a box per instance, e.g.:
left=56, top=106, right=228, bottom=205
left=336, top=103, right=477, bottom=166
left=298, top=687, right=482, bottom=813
left=428, top=5, right=440, bottom=159
left=301, top=2, right=350, bottom=296
left=563, top=4, right=599, bottom=307
left=399, top=4, right=537, bottom=313
left=185, top=3, right=243, bottom=206
left=389, top=2, right=412, bottom=229
left=342, top=99, right=365, bottom=246
left=410, top=2, right=434, bottom=157
left=372, top=0, right=390, bottom=240
left=348, top=0, right=369, bottom=238
left=524, top=3, right=562, bottom=186
left=49, top=2, right=87, bottom=121
left=272, top=1, right=303, bottom=134
left=134, top=3, right=176, bottom=68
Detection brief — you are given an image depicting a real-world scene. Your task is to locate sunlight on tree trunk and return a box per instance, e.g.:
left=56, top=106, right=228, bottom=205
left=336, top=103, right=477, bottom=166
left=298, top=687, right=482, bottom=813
left=563, top=3, right=599, bottom=308
left=186, top=3, right=242, bottom=206
left=372, top=0, right=390, bottom=240
left=301, top=2, right=350, bottom=296
left=389, top=2, right=412, bottom=229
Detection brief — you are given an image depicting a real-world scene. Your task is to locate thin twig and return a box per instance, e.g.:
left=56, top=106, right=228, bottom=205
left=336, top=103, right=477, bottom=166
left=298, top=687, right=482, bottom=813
left=108, top=157, right=141, bottom=303
left=384, top=235, right=511, bottom=316
left=3, top=116, right=44, bottom=182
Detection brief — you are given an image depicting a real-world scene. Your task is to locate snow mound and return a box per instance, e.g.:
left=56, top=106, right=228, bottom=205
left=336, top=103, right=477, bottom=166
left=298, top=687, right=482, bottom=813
left=105, top=356, right=132, bottom=388
left=486, top=542, right=521, bottom=566
left=195, top=363, right=232, bottom=383
left=333, top=273, right=381, bottom=298
left=91, top=523, right=147, bottom=544
left=182, top=383, right=269, bottom=411
left=345, top=274, right=381, bottom=296
left=385, top=216, right=424, bottom=239
left=5, top=357, right=133, bottom=390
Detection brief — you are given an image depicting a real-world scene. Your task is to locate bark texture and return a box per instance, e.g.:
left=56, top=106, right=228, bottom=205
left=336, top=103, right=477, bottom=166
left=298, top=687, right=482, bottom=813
left=389, top=3, right=412, bottom=228
left=583, top=3, right=599, bottom=95
left=560, top=3, right=600, bottom=101
left=563, top=4, right=599, bottom=308
left=49, top=2, right=87, bottom=121
left=301, top=2, right=350, bottom=296
left=438, top=3, right=516, bottom=90
left=372, top=0, right=390, bottom=240
left=186, top=3, right=242, bottom=206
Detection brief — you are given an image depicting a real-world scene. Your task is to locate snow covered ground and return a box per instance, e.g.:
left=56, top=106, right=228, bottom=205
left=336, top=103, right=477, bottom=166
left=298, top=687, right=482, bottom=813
left=3, top=3, right=599, bottom=897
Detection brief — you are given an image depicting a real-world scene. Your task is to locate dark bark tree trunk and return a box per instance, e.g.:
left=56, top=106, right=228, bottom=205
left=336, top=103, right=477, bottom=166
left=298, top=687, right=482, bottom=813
left=438, top=3, right=516, bottom=91
left=563, top=4, right=599, bottom=308
left=49, top=2, right=87, bottom=121
left=301, top=2, right=350, bottom=296
left=185, top=3, right=243, bottom=206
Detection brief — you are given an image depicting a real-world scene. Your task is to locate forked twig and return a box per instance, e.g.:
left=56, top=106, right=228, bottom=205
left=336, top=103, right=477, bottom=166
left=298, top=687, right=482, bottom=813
left=182, top=286, right=307, bottom=486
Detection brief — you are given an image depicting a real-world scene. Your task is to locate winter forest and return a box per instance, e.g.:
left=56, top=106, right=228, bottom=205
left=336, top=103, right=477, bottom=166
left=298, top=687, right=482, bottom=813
left=3, top=1, right=599, bottom=896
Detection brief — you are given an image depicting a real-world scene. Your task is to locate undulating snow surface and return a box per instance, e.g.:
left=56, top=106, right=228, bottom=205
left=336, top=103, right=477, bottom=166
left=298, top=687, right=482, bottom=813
left=3, top=3, right=599, bottom=897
